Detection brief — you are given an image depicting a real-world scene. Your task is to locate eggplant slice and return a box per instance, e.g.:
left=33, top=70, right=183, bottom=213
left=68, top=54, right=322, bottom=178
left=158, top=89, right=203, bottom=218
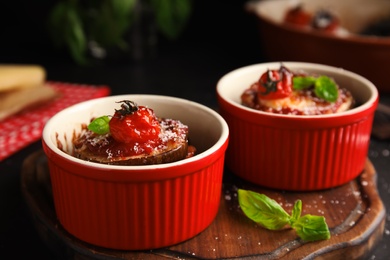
left=73, top=118, right=194, bottom=165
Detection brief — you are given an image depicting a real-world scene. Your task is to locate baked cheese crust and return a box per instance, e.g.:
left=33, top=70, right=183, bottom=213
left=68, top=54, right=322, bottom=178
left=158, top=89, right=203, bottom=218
left=241, top=84, right=354, bottom=115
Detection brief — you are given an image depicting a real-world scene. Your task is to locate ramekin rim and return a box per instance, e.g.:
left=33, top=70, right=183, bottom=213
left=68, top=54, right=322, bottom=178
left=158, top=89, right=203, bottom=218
left=216, top=62, right=379, bottom=119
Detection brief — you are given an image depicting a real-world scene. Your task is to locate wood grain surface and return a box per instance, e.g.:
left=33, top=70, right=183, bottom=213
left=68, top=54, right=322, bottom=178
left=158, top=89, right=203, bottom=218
left=21, top=150, right=386, bottom=260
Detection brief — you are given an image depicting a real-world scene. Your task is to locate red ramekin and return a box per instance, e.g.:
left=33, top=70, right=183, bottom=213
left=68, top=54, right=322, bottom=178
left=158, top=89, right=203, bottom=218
left=217, top=62, right=378, bottom=191
left=42, top=95, right=229, bottom=250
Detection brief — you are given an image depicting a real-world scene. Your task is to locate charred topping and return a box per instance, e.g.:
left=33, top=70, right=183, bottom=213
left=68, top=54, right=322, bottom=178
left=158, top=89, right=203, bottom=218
left=259, top=65, right=290, bottom=95
left=312, top=9, right=336, bottom=29
left=260, top=69, right=279, bottom=95
left=115, top=100, right=138, bottom=117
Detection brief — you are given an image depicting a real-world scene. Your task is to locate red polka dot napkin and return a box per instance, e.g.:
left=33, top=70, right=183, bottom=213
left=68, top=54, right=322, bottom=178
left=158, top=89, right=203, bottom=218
left=0, top=82, right=110, bottom=161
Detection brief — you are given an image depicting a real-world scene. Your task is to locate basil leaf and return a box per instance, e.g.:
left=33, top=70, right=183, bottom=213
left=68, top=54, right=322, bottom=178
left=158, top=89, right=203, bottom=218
left=290, top=200, right=302, bottom=224
left=292, top=214, right=331, bottom=241
left=238, top=189, right=331, bottom=242
left=238, top=189, right=290, bottom=230
left=88, top=116, right=110, bottom=134
left=293, top=75, right=339, bottom=102
left=293, top=76, right=317, bottom=90
left=314, top=76, right=339, bottom=102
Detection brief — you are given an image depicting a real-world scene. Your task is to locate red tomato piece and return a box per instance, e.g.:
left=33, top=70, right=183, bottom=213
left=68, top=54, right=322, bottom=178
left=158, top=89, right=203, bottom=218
left=284, top=5, right=312, bottom=26
left=256, top=65, right=293, bottom=100
left=109, top=105, right=160, bottom=144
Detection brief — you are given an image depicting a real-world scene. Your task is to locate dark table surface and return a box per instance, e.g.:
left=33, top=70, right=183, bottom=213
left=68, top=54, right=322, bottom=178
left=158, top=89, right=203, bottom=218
left=0, top=1, right=389, bottom=259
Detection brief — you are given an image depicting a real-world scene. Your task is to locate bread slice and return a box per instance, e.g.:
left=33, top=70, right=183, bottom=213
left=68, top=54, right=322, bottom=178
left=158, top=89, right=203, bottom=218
left=0, top=84, right=59, bottom=120
left=0, top=65, right=46, bottom=92
left=0, top=64, right=59, bottom=121
left=73, top=118, right=193, bottom=165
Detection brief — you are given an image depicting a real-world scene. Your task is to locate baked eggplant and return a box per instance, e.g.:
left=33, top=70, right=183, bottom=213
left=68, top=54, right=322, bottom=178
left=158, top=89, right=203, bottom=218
left=72, top=101, right=196, bottom=165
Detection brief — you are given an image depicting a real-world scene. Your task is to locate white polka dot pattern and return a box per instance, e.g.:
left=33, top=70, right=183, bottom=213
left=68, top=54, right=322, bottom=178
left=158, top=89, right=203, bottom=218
left=0, top=82, right=110, bottom=161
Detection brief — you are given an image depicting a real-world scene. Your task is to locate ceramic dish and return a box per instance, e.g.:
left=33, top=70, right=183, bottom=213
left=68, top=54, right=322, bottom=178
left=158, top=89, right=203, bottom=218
left=42, top=94, right=229, bottom=250
left=217, top=62, right=378, bottom=191
left=247, top=0, right=390, bottom=93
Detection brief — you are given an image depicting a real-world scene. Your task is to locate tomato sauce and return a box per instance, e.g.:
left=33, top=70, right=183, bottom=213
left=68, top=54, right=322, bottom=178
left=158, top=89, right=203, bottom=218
left=74, top=119, right=188, bottom=159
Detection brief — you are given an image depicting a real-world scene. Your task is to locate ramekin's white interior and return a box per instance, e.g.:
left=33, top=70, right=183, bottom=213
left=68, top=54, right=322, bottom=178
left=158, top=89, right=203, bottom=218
left=42, top=95, right=229, bottom=169
left=217, top=62, right=378, bottom=119
left=249, top=0, right=390, bottom=34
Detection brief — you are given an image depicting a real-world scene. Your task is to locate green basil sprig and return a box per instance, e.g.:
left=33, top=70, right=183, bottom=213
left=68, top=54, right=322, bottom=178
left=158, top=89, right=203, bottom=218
left=293, top=75, right=339, bottom=102
left=238, top=189, right=331, bottom=242
left=88, top=116, right=110, bottom=134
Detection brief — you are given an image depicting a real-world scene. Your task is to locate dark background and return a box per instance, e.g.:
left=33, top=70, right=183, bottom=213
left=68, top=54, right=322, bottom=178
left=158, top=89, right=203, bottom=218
left=1, top=1, right=389, bottom=259
left=0, top=0, right=264, bottom=107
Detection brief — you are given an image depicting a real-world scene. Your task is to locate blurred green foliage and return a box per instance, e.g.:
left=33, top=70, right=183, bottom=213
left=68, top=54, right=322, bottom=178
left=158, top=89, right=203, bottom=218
left=48, top=0, right=193, bottom=65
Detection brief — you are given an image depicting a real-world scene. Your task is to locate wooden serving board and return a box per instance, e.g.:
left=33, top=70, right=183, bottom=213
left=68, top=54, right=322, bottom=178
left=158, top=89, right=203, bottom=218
left=21, top=150, right=386, bottom=260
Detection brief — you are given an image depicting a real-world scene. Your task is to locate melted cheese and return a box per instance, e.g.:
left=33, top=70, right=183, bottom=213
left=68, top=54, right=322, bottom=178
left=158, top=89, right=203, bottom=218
left=258, top=90, right=353, bottom=115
